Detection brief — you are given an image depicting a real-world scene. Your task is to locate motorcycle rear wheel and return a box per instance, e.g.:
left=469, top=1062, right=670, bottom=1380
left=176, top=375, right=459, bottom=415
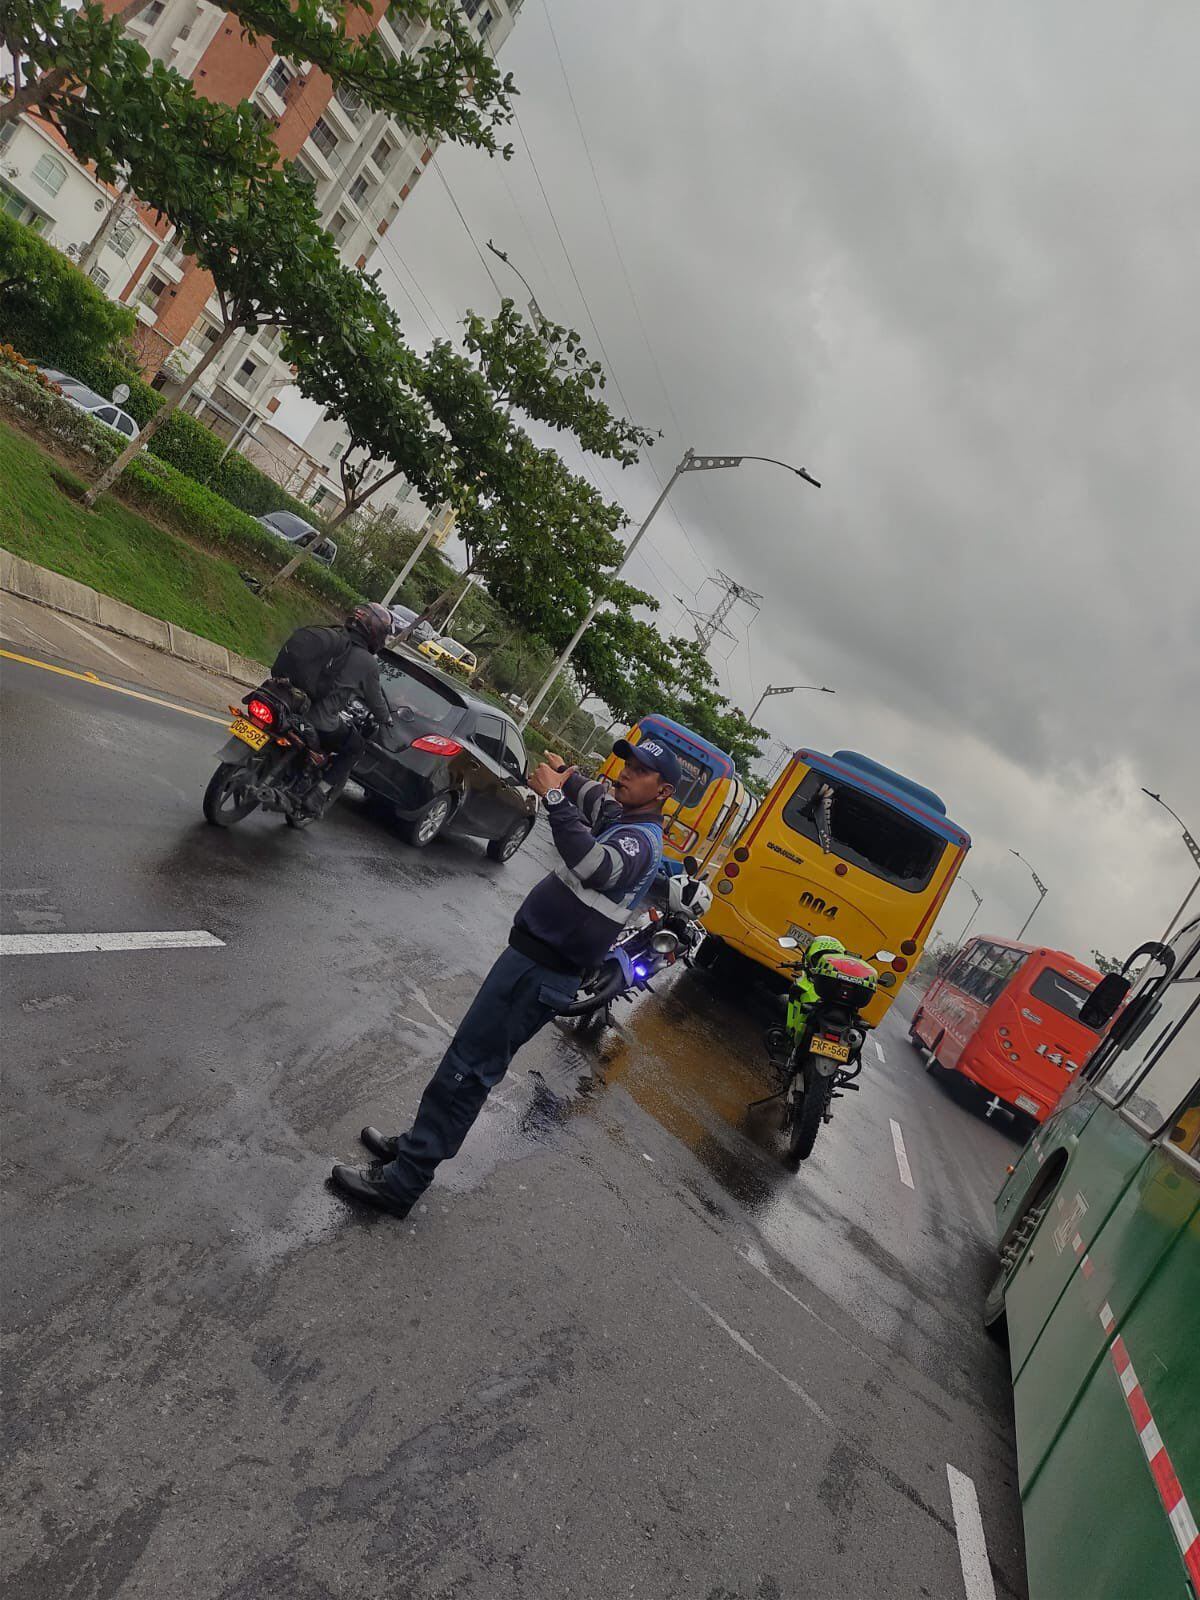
left=784, top=1059, right=828, bottom=1165
left=203, top=762, right=260, bottom=827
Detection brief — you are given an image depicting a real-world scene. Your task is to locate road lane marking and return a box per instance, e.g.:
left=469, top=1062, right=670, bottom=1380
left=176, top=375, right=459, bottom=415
left=873, top=1038, right=886, bottom=1063
left=677, top=1282, right=832, bottom=1426
left=946, top=1465, right=997, bottom=1600
left=890, top=1118, right=915, bottom=1189
left=0, top=648, right=230, bottom=726
left=738, top=1241, right=873, bottom=1362
left=0, top=930, right=225, bottom=956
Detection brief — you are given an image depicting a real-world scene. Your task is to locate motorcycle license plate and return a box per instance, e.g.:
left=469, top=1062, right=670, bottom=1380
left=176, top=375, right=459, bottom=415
left=230, top=717, right=270, bottom=751
left=811, top=1036, right=851, bottom=1064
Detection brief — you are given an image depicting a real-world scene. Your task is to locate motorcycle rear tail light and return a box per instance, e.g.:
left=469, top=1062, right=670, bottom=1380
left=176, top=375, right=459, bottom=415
left=247, top=697, right=275, bottom=726
left=411, top=735, right=463, bottom=757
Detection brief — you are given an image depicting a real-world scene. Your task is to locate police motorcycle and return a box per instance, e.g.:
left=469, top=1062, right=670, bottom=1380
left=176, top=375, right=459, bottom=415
left=561, top=855, right=713, bottom=1021
left=753, top=935, right=879, bottom=1164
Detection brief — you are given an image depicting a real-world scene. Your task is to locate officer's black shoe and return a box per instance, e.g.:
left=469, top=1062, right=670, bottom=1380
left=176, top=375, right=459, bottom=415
left=360, top=1126, right=400, bottom=1161
left=329, top=1163, right=413, bottom=1219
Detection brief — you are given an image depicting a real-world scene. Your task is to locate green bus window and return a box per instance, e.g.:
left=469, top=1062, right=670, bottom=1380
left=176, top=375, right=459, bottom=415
left=1121, top=1000, right=1199, bottom=1139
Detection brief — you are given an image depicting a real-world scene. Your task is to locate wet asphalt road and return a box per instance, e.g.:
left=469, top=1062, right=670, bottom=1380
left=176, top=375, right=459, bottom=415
left=2, top=640, right=1030, bottom=1600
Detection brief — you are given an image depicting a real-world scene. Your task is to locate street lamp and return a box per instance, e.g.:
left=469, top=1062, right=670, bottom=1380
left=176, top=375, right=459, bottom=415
left=956, top=879, right=984, bottom=945
left=748, top=682, right=835, bottom=722
left=521, top=448, right=821, bottom=728
left=1142, top=788, right=1200, bottom=941
left=1009, top=849, right=1048, bottom=941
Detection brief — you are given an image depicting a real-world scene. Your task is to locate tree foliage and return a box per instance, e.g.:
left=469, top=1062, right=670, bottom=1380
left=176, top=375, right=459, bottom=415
left=2, top=0, right=515, bottom=153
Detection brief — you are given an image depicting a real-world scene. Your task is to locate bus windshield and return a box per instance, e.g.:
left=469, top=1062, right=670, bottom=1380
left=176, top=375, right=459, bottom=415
left=782, top=770, right=942, bottom=892
left=1029, top=967, right=1100, bottom=1029
left=667, top=749, right=713, bottom=810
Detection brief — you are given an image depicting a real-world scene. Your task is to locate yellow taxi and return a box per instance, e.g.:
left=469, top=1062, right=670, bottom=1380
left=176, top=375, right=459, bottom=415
left=417, top=636, right=478, bottom=679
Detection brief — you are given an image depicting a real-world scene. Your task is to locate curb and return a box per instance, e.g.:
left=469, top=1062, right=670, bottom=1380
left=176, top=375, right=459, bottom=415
left=0, top=547, right=267, bottom=687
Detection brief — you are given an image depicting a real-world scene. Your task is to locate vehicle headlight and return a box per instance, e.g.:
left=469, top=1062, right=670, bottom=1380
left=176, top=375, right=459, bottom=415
left=651, top=930, right=679, bottom=955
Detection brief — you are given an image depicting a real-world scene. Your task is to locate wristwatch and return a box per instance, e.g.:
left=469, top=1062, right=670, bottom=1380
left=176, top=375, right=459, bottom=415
left=544, top=787, right=565, bottom=808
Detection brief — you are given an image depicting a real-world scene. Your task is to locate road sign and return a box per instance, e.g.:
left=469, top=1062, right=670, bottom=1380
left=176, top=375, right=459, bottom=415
left=111, top=384, right=130, bottom=406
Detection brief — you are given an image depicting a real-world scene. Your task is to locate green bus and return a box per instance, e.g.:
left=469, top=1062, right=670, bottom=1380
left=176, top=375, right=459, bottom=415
left=984, top=913, right=1199, bottom=1600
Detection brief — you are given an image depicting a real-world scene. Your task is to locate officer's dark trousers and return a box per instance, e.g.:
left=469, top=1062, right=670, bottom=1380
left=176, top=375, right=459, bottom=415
left=380, top=946, right=579, bottom=1205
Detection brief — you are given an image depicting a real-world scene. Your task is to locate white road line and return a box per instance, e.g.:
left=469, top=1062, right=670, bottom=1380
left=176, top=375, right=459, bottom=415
left=946, top=1464, right=997, bottom=1600
left=0, top=930, right=225, bottom=956
left=53, top=614, right=136, bottom=668
left=873, top=1038, right=886, bottom=1063
left=677, top=1283, right=832, bottom=1426
left=890, top=1118, right=915, bottom=1189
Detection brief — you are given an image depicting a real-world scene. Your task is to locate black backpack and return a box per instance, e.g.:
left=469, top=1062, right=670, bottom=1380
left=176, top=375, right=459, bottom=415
left=271, top=626, right=354, bottom=705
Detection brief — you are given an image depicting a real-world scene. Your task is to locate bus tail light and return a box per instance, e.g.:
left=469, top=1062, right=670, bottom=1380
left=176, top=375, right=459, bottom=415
left=724, top=863, right=740, bottom=878
left=734, top=847, right=750, bottom=863
left=891, top=957, right=908, bottom=972
left=900, top=940, right=917, bottom=956
left=717, top=880, right=734, bottom=896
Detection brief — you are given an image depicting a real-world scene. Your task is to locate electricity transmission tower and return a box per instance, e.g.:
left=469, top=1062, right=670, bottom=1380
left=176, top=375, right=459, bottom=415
left=680, top=571, right=762, bottom=651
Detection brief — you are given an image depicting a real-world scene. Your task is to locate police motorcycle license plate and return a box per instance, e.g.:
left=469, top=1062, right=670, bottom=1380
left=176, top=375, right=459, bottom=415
left=230, top=716, right=270, bottom=751
left=810, top=1036, right=851, bottom=1064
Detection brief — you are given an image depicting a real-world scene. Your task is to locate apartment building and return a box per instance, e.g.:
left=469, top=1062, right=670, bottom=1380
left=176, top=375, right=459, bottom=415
left=1, top=0, right=522, bottom=482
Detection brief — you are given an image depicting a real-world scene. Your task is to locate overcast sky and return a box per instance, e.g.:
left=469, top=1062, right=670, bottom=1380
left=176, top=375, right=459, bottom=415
left=281, top=0, right=1199, bottom=960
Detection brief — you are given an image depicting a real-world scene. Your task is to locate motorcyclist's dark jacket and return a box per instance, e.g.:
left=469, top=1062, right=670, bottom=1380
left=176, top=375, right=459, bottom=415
left=271, top=626, right=390, bottom=732
left=509, top=773, right=664, bottom=975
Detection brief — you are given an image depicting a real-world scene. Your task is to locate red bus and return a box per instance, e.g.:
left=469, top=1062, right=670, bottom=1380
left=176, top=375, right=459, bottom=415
left=910, top=936, right=1106, bottom=1132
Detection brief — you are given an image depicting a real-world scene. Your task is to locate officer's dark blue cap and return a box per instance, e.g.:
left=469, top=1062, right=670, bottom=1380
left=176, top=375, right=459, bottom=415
left=613, top=737, right=681, bottom=789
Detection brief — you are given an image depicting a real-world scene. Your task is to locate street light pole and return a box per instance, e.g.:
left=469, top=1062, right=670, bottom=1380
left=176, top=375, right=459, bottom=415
left=1009, top=849, right=1048, bottom=940
left=520, top=449, right=821, bottom=729
left=1142, top=788, right=1200, bottom=942
left=956, top=880, right=984, bottom=945
left=747, top=682, right=835, bottom=722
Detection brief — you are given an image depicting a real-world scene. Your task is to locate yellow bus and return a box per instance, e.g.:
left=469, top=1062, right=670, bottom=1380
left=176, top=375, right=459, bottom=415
left=600, top=715, right=751, bottom=868
left=700, top=748, right=970, bottom=1024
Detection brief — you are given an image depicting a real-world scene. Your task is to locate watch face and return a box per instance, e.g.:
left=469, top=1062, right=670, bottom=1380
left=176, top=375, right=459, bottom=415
left=545, top=787, right=564, bottom=806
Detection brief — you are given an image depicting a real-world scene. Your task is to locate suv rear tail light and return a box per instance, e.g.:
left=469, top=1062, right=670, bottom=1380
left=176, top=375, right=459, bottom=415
left=246, top=697, right=275, bottom=726
left=411, top=734, right=463, bottom=757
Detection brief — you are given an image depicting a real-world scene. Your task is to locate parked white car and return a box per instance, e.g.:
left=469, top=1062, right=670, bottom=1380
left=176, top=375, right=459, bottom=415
left=39, top=369, right=140, bottom=441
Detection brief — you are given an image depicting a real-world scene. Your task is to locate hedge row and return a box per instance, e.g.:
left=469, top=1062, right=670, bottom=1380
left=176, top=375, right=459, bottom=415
left=0, top=365, right=359, bottom=611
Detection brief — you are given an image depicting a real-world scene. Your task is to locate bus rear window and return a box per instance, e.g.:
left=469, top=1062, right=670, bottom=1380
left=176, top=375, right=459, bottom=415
left=781, top=771, right=943, bottom=892
left=662, top=748, right=712, bottom=809
left=1029, top=968, right=1099, bottom=1029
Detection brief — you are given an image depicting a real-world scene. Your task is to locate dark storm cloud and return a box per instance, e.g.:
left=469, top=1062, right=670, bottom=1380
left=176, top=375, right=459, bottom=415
left=296, top=0, right=1199, bottom=952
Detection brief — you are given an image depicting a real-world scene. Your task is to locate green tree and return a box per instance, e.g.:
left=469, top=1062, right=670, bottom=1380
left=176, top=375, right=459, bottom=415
left=0, top=210, right=136, bottom=357
left=84, top=165, right=345, bottom=507
left=1091, top=949, right=1123, bottom=976
left=2, top=0, right=514, bottom=154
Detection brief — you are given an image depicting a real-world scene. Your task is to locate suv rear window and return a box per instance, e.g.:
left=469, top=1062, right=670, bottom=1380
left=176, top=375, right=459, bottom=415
left=379, top=657, right=465, bottom=725
left=1029, top=967, right=1099, bottom=1029
left=781, top=770, right=943, bottom=893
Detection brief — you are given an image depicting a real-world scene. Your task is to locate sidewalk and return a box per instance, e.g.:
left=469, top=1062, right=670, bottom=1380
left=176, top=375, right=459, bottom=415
left=1, top=590, right=258, bottom=714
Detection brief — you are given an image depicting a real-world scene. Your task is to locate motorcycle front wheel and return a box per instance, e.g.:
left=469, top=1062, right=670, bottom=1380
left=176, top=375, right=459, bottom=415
left=203, top=762, right=261, bottom=827
left=560, top=956, right=629, bottom=1018
left=784, top=1058, right=829, bottom=1165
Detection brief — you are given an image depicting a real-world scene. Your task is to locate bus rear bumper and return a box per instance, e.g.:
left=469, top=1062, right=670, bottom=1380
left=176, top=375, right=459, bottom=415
left=952, top=1049, right=1059, bottom=1123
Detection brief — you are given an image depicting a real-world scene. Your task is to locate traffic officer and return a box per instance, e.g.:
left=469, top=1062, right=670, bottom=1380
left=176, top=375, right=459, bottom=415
left=329, top=736, right=681, bottom=1219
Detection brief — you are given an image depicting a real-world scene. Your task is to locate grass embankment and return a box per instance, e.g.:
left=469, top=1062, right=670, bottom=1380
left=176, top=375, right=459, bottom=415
left=0, top=421, right=331, bottom=664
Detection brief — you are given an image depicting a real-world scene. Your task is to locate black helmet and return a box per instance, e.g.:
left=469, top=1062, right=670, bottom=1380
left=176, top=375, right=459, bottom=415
left=347, top=602, right=393, bottom=654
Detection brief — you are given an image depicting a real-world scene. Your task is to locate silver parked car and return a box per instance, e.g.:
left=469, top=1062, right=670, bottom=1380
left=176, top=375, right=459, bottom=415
left=386, top=603, right=438, bottom=645
left=256, top=510, right=338, bottom=568
left=39, top=368, right=140, bottom=441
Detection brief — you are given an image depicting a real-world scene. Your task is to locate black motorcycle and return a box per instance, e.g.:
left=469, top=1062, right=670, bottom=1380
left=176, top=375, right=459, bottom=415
left=755, top=935, right=879, bottom=1163
left=561, top=856, right=711, bottom=1021
left=202, top=682, right=371, bottom=830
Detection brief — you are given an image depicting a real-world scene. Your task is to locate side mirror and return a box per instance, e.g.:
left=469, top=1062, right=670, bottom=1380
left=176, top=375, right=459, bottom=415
left=1079, top=971, right=1131, bottom=1029
left=683, top=854, right=700, bottom=877
left=778, top=935, right=799, bottom=950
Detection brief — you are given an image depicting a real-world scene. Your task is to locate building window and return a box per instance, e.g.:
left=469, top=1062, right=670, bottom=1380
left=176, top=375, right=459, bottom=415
left=137, top=271, right=169, bottom=307
left=32, top=153, right=68, bottom=196
left=234, top=358, right=258, bottom=388
left=265, top=59, right=294, bottom=98
left=462, top=0, right=482, bottom=16
left=109, top=218, right=139, bottom=258
left=348, top=174, right=371, bottom=205
left=329, top=209, right=352, bottom=243
left=406, top=166, right=421, bottom=192
left=0, top=180, right=48, bottom=231
left=372, top=138, right=394, bottom=171
left=144, top=0, right=166, bottom=19
left=89, top=266, right=111, bottom=290
left=478, top=8, right=494, bottom=34
left=309, top=118, right=339, bottom=162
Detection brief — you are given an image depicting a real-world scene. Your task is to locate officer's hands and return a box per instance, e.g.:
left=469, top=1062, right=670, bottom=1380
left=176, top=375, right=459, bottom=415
left=529, top=761, right=576, bottom=797
left=543, top=751, right=568, bottom=773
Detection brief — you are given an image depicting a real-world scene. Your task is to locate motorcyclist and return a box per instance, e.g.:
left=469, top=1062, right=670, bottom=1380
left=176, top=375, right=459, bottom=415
left=790, top=934, right=847, bottom=1029
left=270, top=602, right=394, bottom=816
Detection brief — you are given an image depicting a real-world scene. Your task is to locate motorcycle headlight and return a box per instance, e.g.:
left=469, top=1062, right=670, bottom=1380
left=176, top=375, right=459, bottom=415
left=651, top=930, right=679, bottom=955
